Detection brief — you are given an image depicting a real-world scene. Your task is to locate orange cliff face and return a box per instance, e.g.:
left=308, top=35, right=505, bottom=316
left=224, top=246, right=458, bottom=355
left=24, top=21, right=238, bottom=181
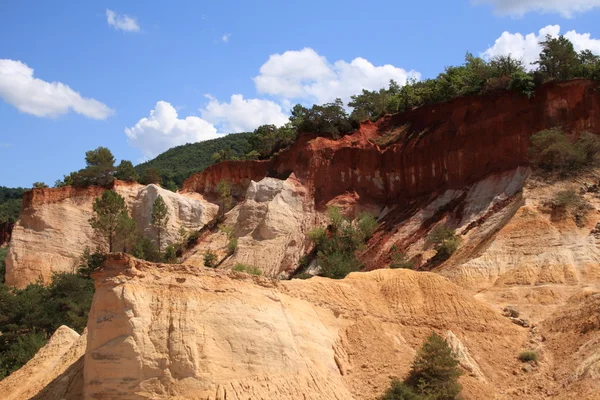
left=183, top=80, right=600, bottom=207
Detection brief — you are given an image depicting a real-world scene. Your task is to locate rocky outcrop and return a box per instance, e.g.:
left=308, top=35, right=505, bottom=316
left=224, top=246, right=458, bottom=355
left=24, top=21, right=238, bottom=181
left=0, top=326, right=86, bottom=400
left=5, top=182, right=218, bottom=288
left=184, top=80, right=600, bottom=206
left=84, top=254, right=524, bottom=400
left=183, top=174, right=317, bottom=277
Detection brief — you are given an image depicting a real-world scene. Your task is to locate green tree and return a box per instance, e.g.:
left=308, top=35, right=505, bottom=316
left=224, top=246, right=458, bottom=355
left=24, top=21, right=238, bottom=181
left=89, top=190, right=136, bottom=252
left=32, top=182, right=48, bottom=189
left=163, top=245, right=177, bottom=263
left=535, top=35, right=579, bottom=81
left=78, top=147, right=117, bottom=186
left=151, top=195, right=169, bottom=252
left=114, top=160, right=140, bottom=182
left=77, top=247, right=106, bottom=279
left=140, top=168, right=162, bottom=185
left=216, top=180, right=232, bottom=217
left=405, top=332, right=463, bottom=400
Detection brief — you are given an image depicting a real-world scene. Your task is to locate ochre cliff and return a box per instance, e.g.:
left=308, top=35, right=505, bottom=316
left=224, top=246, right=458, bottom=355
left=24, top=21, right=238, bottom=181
left=84, top=254, right=525, bottom=400
left=183, top=80, right=600, bottom=206
left=5, top=181, right=218, bottom=288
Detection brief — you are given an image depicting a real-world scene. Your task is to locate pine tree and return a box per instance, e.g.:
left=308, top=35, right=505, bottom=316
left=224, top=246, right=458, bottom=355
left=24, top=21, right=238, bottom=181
left=114, top=160, right=139, bottom=182
left=79, top=147, right=116, bottom=186
left=89, top=190, right=135, bottom=252
left=216, top=180, right=232, bottom=218
left=404, top=332, right=463, bottom=400
left=151, top=195, right=169, bottom=252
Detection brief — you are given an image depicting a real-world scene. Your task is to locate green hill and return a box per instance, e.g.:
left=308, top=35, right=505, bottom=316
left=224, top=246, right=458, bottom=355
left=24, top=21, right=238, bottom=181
left=134, top=132, right=254, bottom=188
left=0, top=187, right=25, bottom=224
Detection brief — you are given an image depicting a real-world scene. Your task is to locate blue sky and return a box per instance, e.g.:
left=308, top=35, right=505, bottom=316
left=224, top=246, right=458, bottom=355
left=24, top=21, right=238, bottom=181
left=2, top=0, right=600, bottom=187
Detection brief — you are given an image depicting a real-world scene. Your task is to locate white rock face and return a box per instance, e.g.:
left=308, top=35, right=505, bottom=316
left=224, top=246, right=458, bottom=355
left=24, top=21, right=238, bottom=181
left=183, top=174, right=315, bottom=277
left=5, top=183, right=218, bottom=288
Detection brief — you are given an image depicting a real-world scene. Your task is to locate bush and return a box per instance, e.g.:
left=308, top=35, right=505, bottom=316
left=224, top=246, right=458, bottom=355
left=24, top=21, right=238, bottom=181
left=575, top=132, right=600, bottom=164
left=307, top=207, right=377, bottom=279
left=390, top=247, right=414, bottom=269
left=77, top=247, right=106, bottom=279
left=203, top=250, right=218, bottom=268
left=428, top=225, right=461, bottom=260
left=232, top=264, right=262, bottom=276
left=131, top=236, right=161, bottom=262
left=227, top=237, right=238, bottom=255
left=518, top=351, right=538, bottom=363
left=380, top=380, right=423, bottom=400
left=529, top=129, right=585, bottom=173
left=552, top=190, right=579, bottom=209
left=163, top=245, right=178, bottom=264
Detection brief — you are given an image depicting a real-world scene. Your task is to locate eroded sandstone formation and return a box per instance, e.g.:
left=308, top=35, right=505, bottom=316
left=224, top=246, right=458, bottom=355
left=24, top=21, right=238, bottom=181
left=5, top=182, right=218, bottom=288
left=84, top=253, right=525, bottom=400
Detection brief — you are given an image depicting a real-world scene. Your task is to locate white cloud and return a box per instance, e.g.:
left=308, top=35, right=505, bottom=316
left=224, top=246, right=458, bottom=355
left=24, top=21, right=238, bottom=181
left=473, top=0, right=600, bottom=17
left=0, top=59, right=113, bottom=119
left=253, top=48, right=420, bottom=104
left=201, top=94, right=289, bottom=133
left=106, top=9, right=140, bottom=32
left=222, top=34, right=231, bottom=43
left=125, top=101, right=221, bottom=158
left=482, top=25, right=600, bottom=69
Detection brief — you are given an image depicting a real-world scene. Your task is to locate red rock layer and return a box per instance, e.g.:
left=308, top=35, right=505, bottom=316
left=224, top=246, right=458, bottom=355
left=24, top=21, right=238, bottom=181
left=21, top=180, right=140, bottom=209
left=183, top=80, right=600, bottom=207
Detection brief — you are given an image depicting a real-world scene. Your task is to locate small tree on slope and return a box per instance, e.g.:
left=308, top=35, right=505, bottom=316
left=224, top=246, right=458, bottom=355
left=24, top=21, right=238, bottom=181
left=151, top=195, right=169, bottom=252
left=404, top=332, right=463, bottom=400
left=89, top=190, right=135, bottom=253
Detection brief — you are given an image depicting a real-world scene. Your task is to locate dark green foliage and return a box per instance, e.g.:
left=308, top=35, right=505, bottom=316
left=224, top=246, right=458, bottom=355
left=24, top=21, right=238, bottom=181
left=77, top=247, right=105, bottom=279
left=212, top=146, right=238, bottom=164
left=249, top=124, right=297, bottom=158
left=518, top=351, right=538, bottom=362
left=203, top=250, right=218, bottom=268
left=510, top=70, right=536, bottom=98
left=0, top=187, right=25, bottom=224
left=131, top=236, right=161, bottom=262
left=380, top=380, right=423, bottom=400
left=404, top=332, right=463, bottom=400
left=552, top=190, right=579, bottom=209
left=32, top=182, right=48, bottom=189
left=390, top=247, right=414, bottom=269
left=163, top=245, right=178, bottom=264
left=135, top=132, right=255, bottom=188
left=528, top=129, right=600, bottom=174
left=114, top=160, right=140, bottom=182
left=429, top=225, right=461, bottom=260
left=74, top=147, right=117, bottom=186
left=217, top=180, right=232, bottom=217
left=0, top=247, right=7, bottom=283
left=232, top=263, right=262, bottom=276
left=290, top=99, right=357, bottom=139
left=89, top=190, right=136, bottom=252
left=151, top=195, right=169, bottom=252
left=308, top=207, right=377, bottom=279
left=227, top=237, right=238, bottom=255
left=139, top=168, right=162, bottom=185
left=0, top=272, right=94, bottom=379
left=535, top=35, right=579, bottom=81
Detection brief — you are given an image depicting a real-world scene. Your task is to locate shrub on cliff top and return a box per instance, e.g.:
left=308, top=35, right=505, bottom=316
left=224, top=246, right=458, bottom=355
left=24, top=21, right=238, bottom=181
left=428, top=225, right=461, bottom=261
